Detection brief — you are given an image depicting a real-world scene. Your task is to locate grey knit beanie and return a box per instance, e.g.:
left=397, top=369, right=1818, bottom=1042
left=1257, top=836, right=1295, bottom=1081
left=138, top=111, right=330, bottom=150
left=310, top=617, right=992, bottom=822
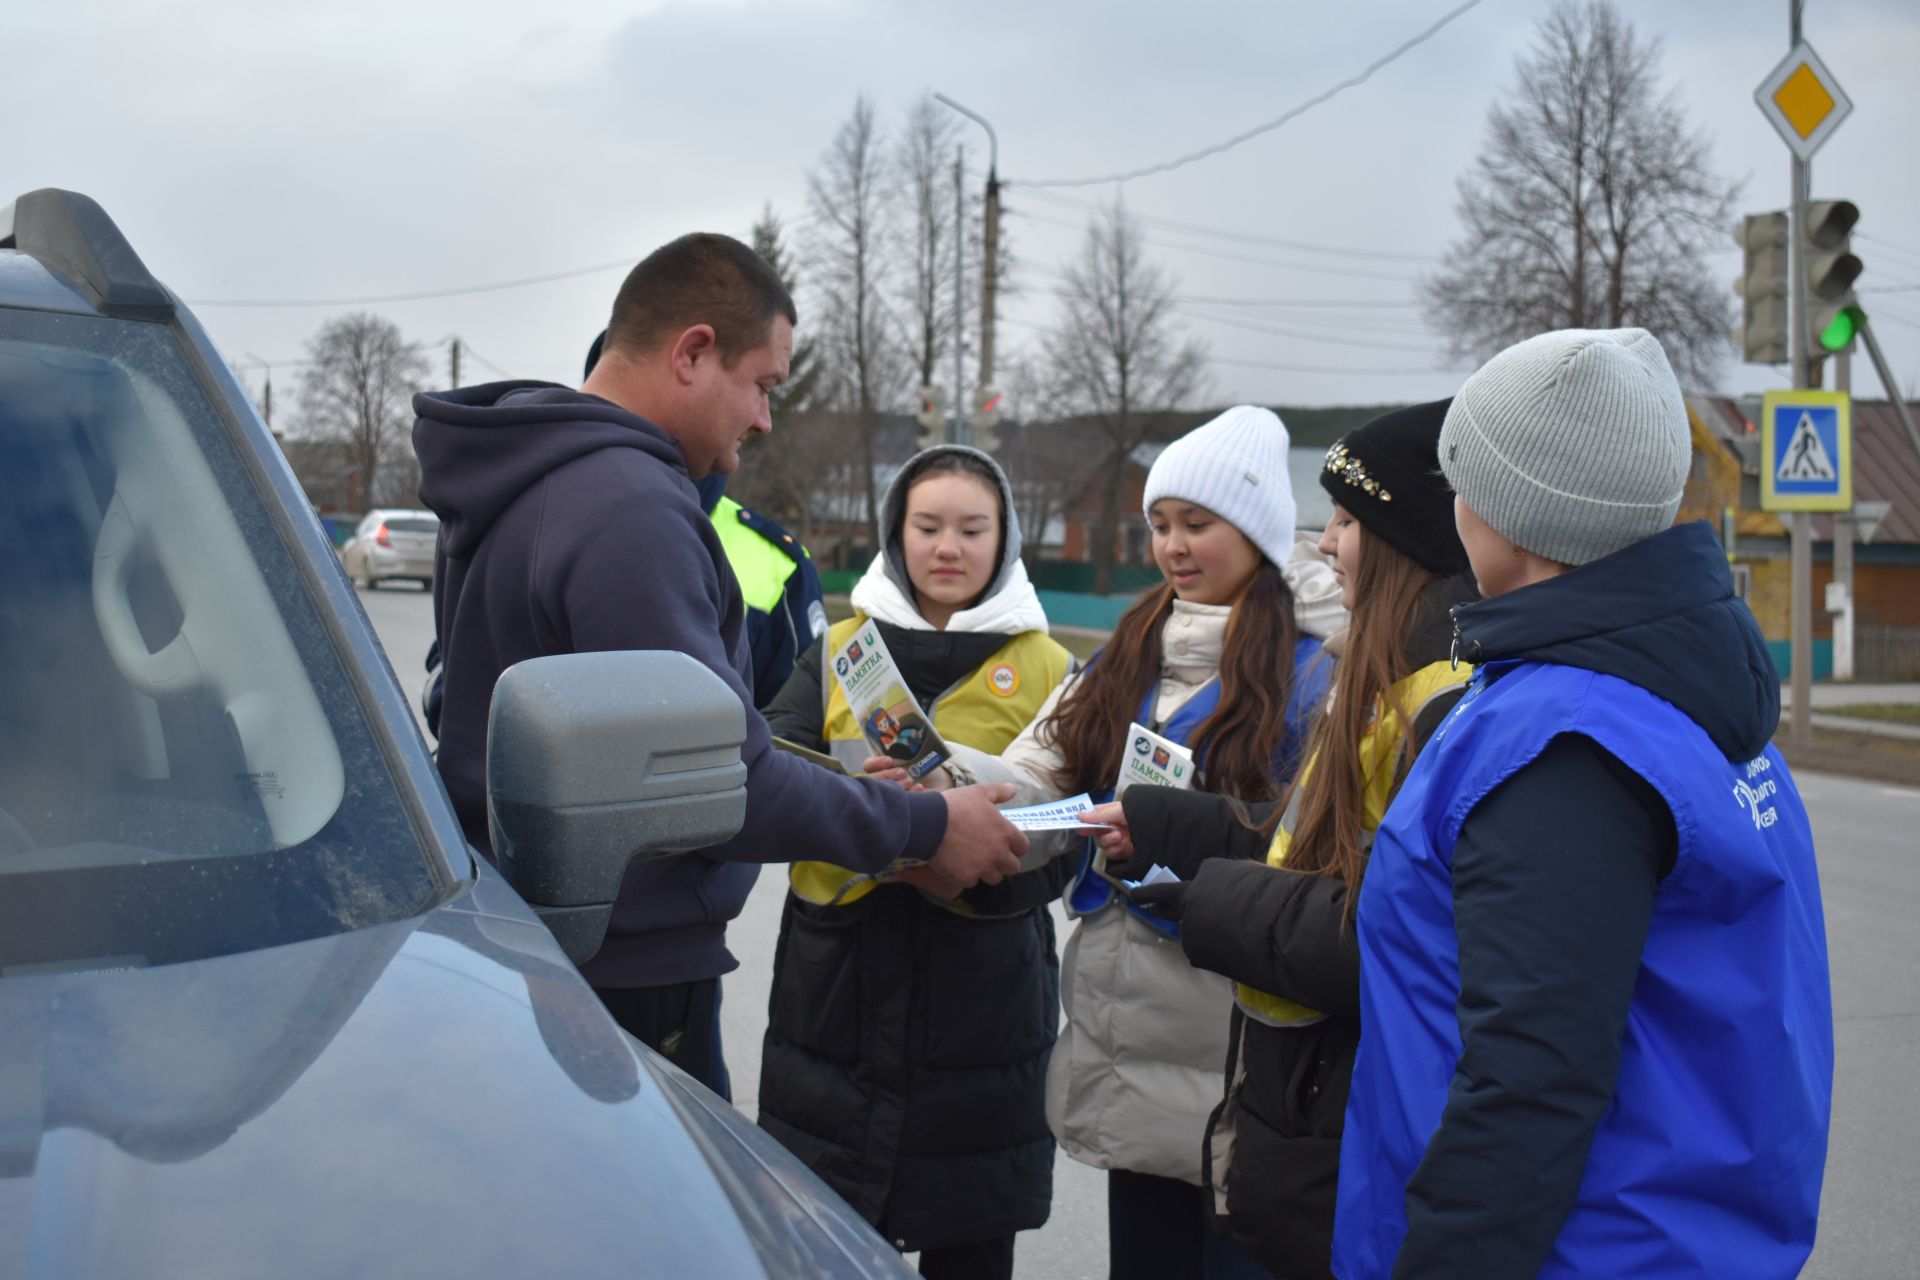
left=1142, top=405, right=1297, bottom=569
left=1439, top=328, right=1691, bottom=566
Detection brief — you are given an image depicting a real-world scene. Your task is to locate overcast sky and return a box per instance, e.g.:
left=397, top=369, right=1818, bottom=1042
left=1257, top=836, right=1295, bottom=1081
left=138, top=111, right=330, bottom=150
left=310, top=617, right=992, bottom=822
left=10, top=0, right=1918, bottom=418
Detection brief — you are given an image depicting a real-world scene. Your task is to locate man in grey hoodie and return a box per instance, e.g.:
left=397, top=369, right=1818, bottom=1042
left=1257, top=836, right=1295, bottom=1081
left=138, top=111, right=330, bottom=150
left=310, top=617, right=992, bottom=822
left=413, top=232, right=1026, bottom=1096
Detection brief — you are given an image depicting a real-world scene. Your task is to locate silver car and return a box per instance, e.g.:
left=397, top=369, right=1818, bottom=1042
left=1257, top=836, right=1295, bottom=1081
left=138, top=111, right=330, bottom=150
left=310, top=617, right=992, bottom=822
left=343, top=507, right=438, bottom=589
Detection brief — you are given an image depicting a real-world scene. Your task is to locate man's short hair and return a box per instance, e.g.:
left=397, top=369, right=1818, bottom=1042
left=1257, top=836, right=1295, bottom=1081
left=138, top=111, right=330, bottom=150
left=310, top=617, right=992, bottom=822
left=604, top=233, right=797, bottom=367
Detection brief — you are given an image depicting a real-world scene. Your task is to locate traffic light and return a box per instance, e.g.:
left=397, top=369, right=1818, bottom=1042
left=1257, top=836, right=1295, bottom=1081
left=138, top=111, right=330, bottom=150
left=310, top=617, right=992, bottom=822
left=916, top=384, right=948, bottom=450
left=1803, top=199, right=1862, bottom=354
left=1733, top=211, right=1789, bottom=365
left=969, top=386, right=1003, bottom=455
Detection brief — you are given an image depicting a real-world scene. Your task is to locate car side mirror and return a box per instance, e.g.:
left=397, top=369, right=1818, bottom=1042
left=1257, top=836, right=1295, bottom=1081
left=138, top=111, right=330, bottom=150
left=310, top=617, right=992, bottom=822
left=486, top=651, right=747, bottom=965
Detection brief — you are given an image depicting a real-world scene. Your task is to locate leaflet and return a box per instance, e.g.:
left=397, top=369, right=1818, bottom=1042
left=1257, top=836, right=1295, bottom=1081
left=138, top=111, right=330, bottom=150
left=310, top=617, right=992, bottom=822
left=829, top=623, right=951, bottom=781
left=1115, top=721, right=1195, bottom=795
left=998, top=793, right=1113, bottom=832
left=771, top=736, right=849, bottom=775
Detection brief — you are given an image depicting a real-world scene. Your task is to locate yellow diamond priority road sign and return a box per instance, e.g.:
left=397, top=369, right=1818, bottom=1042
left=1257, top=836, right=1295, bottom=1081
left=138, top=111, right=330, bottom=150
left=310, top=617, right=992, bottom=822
left=1755, top=42, right=1852, bottom=161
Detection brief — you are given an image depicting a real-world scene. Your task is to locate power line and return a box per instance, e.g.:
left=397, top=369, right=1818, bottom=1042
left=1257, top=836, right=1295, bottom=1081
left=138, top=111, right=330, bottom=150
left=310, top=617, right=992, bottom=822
left=1011, top=206, right=1419, bottom=282
left=187, top=257, right=638, bottom=309
left=1213, top=353, right=1459, bottom=376
left=1174, top=304, right=1445, bottom=355
left=996, top=314, right=1457, bottom=377
left=1010, top=0, right=1485, bottom=188
left=1017, top=186, right=1437, bottom=264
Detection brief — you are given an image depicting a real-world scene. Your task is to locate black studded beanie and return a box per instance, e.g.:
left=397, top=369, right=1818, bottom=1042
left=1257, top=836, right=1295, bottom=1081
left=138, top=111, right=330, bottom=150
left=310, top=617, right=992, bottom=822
left=1319, top=398, right=1468, bottom=575
left=1438, top=328, right=1692, bottom=567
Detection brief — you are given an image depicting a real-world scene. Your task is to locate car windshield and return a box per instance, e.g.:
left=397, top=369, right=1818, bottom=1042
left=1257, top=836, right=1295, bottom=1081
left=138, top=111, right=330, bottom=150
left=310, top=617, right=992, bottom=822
left=0, top=309, right=440, bottom=974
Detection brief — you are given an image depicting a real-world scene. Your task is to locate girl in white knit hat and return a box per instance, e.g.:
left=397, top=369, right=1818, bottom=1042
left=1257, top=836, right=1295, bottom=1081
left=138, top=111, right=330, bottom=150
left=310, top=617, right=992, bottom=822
left=915, top=404, right=1344, bottom=1280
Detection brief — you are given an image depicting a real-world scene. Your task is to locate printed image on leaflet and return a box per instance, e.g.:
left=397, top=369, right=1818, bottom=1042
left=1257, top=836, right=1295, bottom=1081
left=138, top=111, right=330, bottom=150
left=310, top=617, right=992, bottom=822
left=865, top=688, right=933, bottom=762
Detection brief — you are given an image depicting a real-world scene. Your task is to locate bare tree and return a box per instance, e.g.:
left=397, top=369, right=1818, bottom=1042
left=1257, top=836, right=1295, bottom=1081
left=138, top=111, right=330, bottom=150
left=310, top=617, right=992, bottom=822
left=294, top=313, right=429, bottom=510
left=1045, top=200, right=1208, bottom=594
left=1425, top=0, right=1738, bottom=385
left=749, top=204, right=823, bottom=419
left=803, top=96, right=905, bottom=553
left=896, top=95, right=960, bottom=391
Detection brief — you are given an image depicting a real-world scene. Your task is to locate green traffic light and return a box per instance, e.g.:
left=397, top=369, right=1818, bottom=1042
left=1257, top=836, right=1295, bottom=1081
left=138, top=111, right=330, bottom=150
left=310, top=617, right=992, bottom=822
left=1818, top=304, right=1866, bottom=353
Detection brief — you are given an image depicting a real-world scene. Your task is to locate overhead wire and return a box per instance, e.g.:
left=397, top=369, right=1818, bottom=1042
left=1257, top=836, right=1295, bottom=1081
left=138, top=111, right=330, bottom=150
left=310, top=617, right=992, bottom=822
left=1009, top=0, right=1484, bottom=188
left=1016, top=186, right=1438, bottom=265
left=1010, top=205, right=1420, bottom=282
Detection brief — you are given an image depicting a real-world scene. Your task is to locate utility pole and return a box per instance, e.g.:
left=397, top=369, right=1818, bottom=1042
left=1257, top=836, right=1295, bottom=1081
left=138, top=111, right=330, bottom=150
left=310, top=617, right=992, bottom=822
left=450, top=337, right=462, bottom=390
left=1832, top=348, right=1854, bottom=681
left=980, top=157, right=1000, bottom=393
left=243, top=351, right=273, bottom=430
left=933, top=93, right=1001, bottom=438
left=1787, top=0, right=1812, bottom=748
left=952, top=144, right=967, bottom=447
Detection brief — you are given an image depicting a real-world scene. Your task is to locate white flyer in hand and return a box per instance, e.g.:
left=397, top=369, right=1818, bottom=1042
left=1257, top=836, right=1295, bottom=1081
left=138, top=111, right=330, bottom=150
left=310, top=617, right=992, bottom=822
left=1115, top=721, right=1195, bottom=795
left=998, top=793, right=1111, bottom=831
left=829, top=622, right=951, bottom=781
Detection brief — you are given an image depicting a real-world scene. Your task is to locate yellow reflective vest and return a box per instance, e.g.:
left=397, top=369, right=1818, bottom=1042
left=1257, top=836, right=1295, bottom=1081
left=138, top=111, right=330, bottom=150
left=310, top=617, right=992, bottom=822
left=790, top=615, right=1071, bottom=911
left=1237, top=659, right=1473, bottom=1026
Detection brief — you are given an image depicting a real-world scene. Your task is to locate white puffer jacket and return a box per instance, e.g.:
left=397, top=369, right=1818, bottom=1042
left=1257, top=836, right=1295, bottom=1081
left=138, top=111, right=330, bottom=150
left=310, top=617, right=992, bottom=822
left=944, top=537, right=1344, bottom=1184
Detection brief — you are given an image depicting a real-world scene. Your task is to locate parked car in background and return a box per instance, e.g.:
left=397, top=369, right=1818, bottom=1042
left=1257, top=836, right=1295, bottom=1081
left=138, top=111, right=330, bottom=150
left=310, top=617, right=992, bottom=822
left=341, top=507, right=439, bottom=590
left=0, top=187, right=913, bottom=1278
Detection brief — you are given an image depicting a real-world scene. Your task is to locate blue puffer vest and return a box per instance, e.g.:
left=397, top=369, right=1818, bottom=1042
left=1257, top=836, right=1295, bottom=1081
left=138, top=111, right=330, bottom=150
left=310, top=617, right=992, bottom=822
left=1333, top=659, right=1833, bottom=1279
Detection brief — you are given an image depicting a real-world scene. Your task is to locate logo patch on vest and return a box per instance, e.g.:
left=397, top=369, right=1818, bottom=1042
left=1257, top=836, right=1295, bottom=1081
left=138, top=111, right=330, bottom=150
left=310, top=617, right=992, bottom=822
left=990, top=663, right=1020, bottom=697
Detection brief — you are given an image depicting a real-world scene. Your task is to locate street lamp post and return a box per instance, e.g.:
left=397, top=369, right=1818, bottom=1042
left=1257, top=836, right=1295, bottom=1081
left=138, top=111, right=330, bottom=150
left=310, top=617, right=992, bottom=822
left=933, top=93, right=1001, bottom=414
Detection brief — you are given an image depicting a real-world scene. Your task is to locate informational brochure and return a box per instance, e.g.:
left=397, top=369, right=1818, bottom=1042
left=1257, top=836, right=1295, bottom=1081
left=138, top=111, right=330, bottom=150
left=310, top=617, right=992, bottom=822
left=1088, top=723, right=1197, bottom=885
left=1115, top=721, right=1196, bottom=796
left=998, top=793, right=1112, bottom=831
left=771, top=736, right=848, bottom=775
left=829, top=623, right=951, bottom=781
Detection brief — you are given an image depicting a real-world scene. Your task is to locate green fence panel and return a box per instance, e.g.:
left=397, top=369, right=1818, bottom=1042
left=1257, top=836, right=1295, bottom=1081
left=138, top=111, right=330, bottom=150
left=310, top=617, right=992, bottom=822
left=1765, top=640, right=1832, bottom=682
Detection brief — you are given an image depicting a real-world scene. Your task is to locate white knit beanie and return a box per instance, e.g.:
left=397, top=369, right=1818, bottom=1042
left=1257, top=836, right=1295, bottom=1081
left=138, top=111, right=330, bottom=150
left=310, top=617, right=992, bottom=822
left=1141, top=405, right=1298, bottom=568
left=1439, top=328, right=1691, bottom=567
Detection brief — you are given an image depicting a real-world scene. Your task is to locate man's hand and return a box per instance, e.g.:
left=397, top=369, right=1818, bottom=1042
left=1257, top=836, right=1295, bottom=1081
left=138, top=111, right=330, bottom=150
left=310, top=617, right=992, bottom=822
left=1078, top=800, right=1132, bottom=863
left=861, top=756, right=920, bottom=790
left=927, top=782, right=1028, bottom=889
left=895, top=862, right=963, bottom=901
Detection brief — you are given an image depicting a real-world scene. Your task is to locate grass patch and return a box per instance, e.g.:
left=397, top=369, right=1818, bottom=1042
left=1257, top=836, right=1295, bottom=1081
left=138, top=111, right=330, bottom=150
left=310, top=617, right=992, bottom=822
left=1823, top=703, right=1920, bottom=728
left=1776, top=723, right=1920, bottom=787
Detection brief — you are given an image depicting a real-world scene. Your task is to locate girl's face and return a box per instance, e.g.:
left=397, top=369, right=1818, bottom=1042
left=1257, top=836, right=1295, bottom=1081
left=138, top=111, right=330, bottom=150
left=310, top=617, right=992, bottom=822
left=1454, top=495, right=1568, bottom=597
left=1149, top=498, right=1263, bottom=606
left=1318, top=502, right=1365, bottom=610
left=903, top=471, right=1002, bottom=628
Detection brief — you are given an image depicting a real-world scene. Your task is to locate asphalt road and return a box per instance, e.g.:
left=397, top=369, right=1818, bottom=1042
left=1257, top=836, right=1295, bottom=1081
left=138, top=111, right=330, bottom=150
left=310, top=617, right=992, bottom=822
left=359, top=584, right=1918, bottom=1279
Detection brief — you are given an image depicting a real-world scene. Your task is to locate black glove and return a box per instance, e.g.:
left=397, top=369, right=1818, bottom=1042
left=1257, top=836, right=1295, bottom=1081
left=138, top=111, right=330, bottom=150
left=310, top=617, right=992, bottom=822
left=1126, top=880, right=1188, bottom=922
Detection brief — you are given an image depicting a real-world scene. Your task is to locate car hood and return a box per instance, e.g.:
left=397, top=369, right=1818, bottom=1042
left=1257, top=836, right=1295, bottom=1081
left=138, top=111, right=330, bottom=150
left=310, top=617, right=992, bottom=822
left=0, top=869, right=907, bottom=1279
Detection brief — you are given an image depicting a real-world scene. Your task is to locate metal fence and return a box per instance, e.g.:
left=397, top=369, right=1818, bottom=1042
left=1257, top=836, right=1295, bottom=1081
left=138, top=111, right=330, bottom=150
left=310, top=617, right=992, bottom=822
left=1858, top=624, right=1920, bottom=681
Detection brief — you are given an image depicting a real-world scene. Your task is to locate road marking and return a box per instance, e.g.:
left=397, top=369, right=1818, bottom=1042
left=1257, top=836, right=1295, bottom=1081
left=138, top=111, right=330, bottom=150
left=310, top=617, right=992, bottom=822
left=1876, top=786, right=1920, bottom=800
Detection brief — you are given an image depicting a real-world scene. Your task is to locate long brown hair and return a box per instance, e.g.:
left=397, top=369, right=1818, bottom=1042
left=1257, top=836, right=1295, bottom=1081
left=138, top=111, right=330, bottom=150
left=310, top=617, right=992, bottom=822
left=1045, top=559, right=1303, bottom=802
left=1272, top=525, right=1436, bottom=909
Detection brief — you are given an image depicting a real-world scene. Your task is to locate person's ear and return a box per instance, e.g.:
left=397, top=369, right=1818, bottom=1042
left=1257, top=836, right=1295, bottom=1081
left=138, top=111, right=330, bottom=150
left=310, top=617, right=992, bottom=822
left=668, top=324, right=718, bottom=385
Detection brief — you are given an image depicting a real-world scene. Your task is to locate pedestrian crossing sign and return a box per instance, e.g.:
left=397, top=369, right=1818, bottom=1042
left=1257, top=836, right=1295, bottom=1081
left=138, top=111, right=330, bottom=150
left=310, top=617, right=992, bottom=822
left=1760, top=389, right=1851, bottom=512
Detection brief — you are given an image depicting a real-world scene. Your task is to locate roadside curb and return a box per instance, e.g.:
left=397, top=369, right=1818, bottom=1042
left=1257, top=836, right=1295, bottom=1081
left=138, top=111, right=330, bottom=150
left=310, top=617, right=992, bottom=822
left=1776, top=730, right=1920, bottom=788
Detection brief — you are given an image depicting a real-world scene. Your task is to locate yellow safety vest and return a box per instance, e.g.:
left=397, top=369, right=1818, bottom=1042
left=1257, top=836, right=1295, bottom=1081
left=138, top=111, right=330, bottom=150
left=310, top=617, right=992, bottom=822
left=1237, top=659, right=1473, bottom=1027
left=710, top=495, right=803, bottom=614
left=790, top=614, right=1071, bottom=911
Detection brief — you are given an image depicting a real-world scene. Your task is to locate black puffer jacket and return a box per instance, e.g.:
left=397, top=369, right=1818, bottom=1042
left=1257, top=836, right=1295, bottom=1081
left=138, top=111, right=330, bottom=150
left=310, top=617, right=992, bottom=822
left=756, top=620, right=1071, bottom=1251
left=1122, top=573, right=1473, bottom=1279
